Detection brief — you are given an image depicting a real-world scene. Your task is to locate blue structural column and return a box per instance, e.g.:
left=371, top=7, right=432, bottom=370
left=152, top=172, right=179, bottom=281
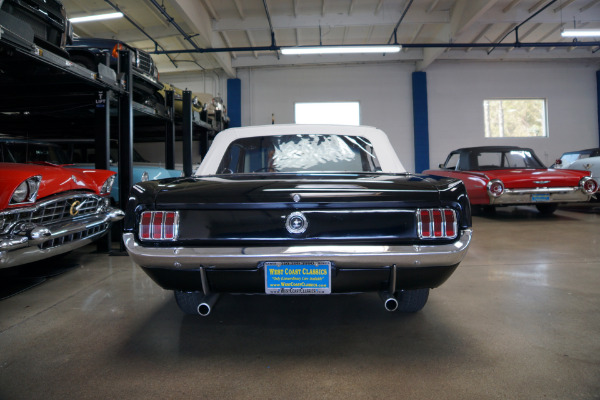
left=597, top=71, right=600, bottom=146
left=412, top=71, right=430, bottom=173
left=227, top=78, right=242, bottom=128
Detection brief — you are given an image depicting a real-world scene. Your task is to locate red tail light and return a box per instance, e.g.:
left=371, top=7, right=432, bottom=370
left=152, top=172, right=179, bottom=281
left=139, top=211, right=179, bottom=241
left=417, top=209, right=458, bottom=239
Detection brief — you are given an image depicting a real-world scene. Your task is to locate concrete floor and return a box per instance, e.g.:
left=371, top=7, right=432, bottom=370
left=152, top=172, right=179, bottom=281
left=0, top=205, right=599, bottom=399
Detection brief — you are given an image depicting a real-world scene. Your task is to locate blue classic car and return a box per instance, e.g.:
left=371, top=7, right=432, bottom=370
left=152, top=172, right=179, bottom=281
left=50, top=139, right=183, bottom=204
left=0, top=137, right=182, bottom=204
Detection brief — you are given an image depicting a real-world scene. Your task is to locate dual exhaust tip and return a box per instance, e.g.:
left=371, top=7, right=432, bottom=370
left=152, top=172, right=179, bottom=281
left=196, top=293, right=219, bottom=316
left=194, top=292, right=401, bottom=316
left=379, top=291, right=399, bottom=312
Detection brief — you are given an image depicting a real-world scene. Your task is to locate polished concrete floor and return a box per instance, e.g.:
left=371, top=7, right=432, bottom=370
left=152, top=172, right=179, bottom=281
left=1, top=205, right=599, bottom=399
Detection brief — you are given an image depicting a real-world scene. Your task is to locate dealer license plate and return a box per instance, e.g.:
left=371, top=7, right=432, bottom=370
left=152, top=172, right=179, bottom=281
left=531, top=193, right=551, bottom=202
left=264, top=261, right=331, bottom=294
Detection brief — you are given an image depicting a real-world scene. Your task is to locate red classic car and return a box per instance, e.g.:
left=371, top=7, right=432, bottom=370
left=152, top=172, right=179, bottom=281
left=424, top=146, right=598, bottom=215
left=0, top=162, right=124, bottom=269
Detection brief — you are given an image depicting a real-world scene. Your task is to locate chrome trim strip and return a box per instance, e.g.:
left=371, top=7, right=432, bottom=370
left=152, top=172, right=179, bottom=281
left=123, top=229, right=473, bottom=270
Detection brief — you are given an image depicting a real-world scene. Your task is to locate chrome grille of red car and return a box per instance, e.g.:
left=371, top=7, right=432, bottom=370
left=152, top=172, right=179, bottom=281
left=38, top=222, right=109, bottom=250
left=0, top=193, right=104, bottom=234
left=417, top=209, right=458, bottom=239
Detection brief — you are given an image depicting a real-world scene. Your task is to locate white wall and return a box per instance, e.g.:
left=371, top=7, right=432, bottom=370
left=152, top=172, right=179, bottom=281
left=427, top=60, right=600, bottom=169
left=237, top=63, right=417, bottom=170
left=143, top=60, right=600, bottom=173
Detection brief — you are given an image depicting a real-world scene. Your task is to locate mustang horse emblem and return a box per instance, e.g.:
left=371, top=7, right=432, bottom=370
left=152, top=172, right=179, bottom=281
left=285, top=211, right=308, bottom=234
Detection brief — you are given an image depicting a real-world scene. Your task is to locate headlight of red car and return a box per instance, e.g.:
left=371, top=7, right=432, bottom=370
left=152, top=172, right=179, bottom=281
left=10, top=176, right=42, bottom=204
left=487, top=179, right=505, bottom=197
left=100, top=176, right=116, bottom=195
left=580, top=176, right=598, bottom=194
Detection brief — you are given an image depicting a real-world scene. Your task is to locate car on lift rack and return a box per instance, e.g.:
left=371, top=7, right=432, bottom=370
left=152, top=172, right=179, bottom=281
left=424, top=146, right=598, bottom=215
left=66, top=37, right=162, bottom=106
left=123, top=124, right=473, bottom=316
left=0, top=0, right=72, bottom=57
left=0, top=152, right=123, bottom=270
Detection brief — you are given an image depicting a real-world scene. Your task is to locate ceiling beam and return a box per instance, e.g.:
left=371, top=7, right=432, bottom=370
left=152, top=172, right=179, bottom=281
left=417, top=0, right=499, bottom=70
left=220, top=31, right=237, bottom=59
left=213, top=10, right=449, bottom=31
left=245, top=30, right=259, bottom=58
left=553, top=0, right=576, bottom=12
left=465, top=23, right=492, bottom=51
left=348, top=0, right=356, bottom=16
left=580, top=0, right=600, bottom=12
left=168, top=0, right=235, bottom=76
left=138, top=1, right=170, bottom=28
left=233, top=0, right=245, bottom=19
left=502, top=0, right=522, bottom=13
left=528, top=0, right=549, bottom=13
left=426, top=0, right=441, bottom=13
left=201, top=0, right=220, bottom=20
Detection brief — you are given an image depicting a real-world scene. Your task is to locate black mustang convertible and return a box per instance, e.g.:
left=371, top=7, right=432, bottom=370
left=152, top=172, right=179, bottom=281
left=123, top=124, right=472, bottom=315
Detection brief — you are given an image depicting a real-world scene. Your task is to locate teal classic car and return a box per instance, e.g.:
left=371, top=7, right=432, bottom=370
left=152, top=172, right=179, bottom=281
left=50, top=139, right=183, bottom=204
left=0, top=137, right=182, bottom=204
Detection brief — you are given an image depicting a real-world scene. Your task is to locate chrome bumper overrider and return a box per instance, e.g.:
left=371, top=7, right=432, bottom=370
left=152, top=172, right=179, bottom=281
left=490, top=187, right=592, bottom=205
left=123, top=229, right=473, bottom=270
left=0, top=208, right=125, bottom=269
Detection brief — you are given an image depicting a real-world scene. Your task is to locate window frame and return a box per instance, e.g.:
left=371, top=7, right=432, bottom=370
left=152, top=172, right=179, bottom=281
left=483, top=98, right=548, bottom=139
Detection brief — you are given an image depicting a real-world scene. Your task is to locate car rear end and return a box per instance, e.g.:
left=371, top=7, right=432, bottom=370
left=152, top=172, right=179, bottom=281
left=123, top=174, right=472, bottom=298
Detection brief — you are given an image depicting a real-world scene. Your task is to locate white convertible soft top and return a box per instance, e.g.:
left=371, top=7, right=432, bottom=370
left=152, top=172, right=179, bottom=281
left=195, top=124, right=406, bottom=175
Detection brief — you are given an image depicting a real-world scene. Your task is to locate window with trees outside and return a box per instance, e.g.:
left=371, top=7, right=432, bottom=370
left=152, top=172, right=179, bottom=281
left=483, top=99, right=547, bottom=138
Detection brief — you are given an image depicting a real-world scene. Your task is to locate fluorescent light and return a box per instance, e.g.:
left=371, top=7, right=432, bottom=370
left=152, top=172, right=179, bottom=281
left=281, top=45, right=402, bottom=55
left=561, top=29, right=600, bottom=37
left=70, top=12, right=124, bottom=23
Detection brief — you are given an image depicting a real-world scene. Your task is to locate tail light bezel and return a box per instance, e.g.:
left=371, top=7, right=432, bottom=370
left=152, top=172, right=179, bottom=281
left=417, top=208, right=458, bottom=240
left=487, top=179, right=505, bottom=198
left=139, top=211, right=179, bottom=241
left=580, top=176, right=598, bottom=194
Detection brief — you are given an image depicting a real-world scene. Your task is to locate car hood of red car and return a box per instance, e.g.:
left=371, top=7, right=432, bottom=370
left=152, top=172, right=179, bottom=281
left=0, top=163, right=115, bottom=210
left=482, top=168, right=590, bottom=188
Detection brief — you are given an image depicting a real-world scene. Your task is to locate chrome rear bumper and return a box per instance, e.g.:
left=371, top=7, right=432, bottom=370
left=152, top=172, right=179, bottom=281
left=490, top=187, right=593, bottom=205
left=123, top=229, right=473, bottom=270
left=0, top=208, right=124, bottom=269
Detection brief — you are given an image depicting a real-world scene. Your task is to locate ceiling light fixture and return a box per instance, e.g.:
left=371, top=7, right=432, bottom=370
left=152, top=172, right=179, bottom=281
left=561, top=29, right=600, bottom=37
left=281, top=45, right=402, bottom=55
left=70, top=12, right=124, bottom=23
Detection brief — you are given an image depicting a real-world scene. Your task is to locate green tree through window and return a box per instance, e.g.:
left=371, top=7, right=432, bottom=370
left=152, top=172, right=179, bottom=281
left=483, top=99, right=547, bottom=138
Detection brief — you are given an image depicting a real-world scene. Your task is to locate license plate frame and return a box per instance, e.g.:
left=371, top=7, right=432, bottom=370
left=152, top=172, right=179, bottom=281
left=531, top=193, right=551, bottom=202
left=264, top=261, right=332, bottom=295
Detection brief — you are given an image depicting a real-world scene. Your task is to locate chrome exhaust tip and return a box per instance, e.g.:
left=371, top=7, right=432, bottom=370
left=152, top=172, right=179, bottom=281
left=197, top=293, right=220, bottom=316
left=379, top=291, right=398, bottom=312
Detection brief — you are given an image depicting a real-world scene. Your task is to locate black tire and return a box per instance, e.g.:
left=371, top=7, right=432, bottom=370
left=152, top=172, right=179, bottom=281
left=174, top=291, right=202, bottom=315
left=70, top=54, right=97, bottom=72
left=396, top=288, right=430, bottom=313
left=536, top=204, right=558, bottom=216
